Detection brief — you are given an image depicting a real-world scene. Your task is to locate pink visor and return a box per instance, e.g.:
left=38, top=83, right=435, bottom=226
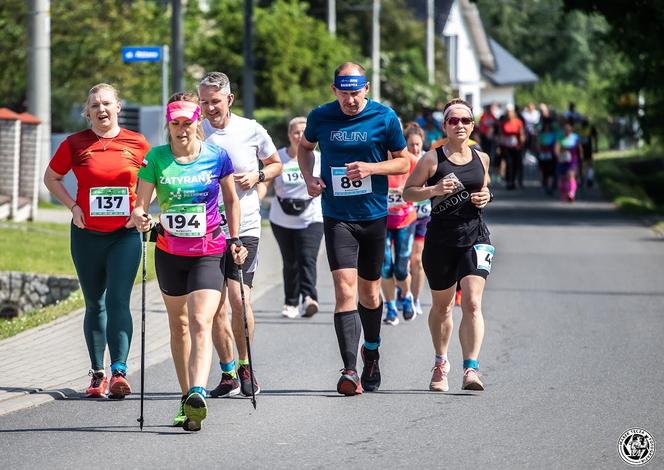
left=166, top=101, right=201, bottom=122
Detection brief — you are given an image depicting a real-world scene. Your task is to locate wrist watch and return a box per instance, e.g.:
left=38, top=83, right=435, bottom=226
left=228, top=237, right=243, bottom=249
left=258, top=170, right=265, bottom=183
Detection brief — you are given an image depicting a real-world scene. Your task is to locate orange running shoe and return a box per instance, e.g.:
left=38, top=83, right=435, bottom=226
left=108, top=371, right=132, bottom=399
left=86, top=370, right=108, bottom=398
left=455, top=289, right=462, bottom=306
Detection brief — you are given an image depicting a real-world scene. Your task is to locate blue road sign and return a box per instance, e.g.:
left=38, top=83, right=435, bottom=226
left=122, top=46, right=162, bottom=63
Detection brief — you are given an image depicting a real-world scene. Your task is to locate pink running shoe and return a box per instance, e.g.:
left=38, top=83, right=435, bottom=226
left=462, top=368, right=484, bottom=391
left=429, top=360, right=450, bottom=392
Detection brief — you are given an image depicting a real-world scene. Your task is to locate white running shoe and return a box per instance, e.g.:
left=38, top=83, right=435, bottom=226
left=281, top=304, right=299, bottom=319
left=302, top=296, right=319, bottom=317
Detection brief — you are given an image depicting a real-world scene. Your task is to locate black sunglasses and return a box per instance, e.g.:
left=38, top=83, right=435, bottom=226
left=446, top=117, right=474, bottom=125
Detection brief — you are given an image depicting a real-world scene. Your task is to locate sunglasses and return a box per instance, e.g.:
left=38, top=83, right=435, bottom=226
left=446, top=117, right=474, bottom=125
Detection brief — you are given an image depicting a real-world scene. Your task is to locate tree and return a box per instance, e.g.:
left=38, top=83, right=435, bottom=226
left=0, top=1, right=28, bottom=111
left=563, top=0, right=664, bottom=144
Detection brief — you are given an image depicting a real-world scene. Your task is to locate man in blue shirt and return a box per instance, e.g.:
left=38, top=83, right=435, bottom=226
left=298, top=62, right=410, bottom=396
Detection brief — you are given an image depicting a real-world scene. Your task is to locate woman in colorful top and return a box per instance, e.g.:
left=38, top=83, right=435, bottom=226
left=555, top=121, right=583, bottom=202
left=266, top=116, right=324, bottom=319
left=380, top=142, right=419, bottom=325
left=131, top=92, right=246, bottom=432
left=44, top=83, right=150, bottom=400
left=536, top=118, right=558, bottom=195
left=405, top=124, right=429, bottom=317
left=404, top=98, right=493, bottom=393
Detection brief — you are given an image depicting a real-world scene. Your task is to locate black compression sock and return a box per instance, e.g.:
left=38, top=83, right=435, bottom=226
left=358, top=301, right=383, bottom=346
left=334, top=310, right=361, bottom=370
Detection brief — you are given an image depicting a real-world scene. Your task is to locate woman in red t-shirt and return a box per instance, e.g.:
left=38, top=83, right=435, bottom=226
left=44, top=83, right=150, bottom=400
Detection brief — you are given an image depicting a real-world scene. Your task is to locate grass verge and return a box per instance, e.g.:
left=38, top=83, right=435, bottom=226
left=594, top=148, right=664, bottom=221
left=0, top=221, right=156, bottom=340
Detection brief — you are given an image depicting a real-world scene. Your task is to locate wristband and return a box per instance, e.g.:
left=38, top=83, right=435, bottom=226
left=258, top=170, right=265, bottom=183
left=70, top=203, right=79, bottom=211
left=489, top=192, right=494, bottom=203
left=228, top=237, right=243, bottom=249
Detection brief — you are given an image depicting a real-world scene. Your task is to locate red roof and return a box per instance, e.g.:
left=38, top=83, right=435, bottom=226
left=18, top=112, right=41, bottom=125
left=0, top=107, right=21, bottom=121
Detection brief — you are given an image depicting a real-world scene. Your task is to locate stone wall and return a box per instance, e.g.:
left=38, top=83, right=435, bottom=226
left=0, top=271, right=80, bottom=318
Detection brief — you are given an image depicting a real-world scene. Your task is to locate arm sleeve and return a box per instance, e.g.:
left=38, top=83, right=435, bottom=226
left=303, top=109, right=319, bottom=143
left=137, top=148, right=158, bottom=184
left=386, top=111, right=407, bottom=152
left=253, top=121, right=278, bottom=160
left=48, top=138, right=73, bottom=175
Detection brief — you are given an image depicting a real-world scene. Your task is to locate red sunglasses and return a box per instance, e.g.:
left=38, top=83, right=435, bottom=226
left=446, top=116, right=474, bottom=125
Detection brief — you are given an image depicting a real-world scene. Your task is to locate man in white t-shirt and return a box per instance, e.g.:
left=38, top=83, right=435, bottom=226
left=198, top=72, right=282, bottom=398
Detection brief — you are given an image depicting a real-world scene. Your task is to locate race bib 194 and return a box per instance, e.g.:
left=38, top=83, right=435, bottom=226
left=331, top=166, right=372, bottom=197
left=473, top=244, right=495, bottom=272
left=89, top=187, right=130, bottom=216
left=160, top=204, right=206, bottom=238
left=282, top=163, right=305, bottom=186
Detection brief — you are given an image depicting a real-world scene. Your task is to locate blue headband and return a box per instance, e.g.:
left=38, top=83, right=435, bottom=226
left=334, top=75, right=367, bottom=91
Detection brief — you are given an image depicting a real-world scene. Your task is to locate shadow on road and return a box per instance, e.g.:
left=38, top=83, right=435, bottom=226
left=0, top=424, right=183, bottom=435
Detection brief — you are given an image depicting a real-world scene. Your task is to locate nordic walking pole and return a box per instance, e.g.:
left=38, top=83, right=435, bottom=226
left=237, top=266, right=257, bottom=409
left=137, top=226, right=148, bottom=430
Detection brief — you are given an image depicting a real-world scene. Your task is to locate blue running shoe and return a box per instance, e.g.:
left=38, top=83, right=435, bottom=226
left=395, top=286, right=404, bottom=312
left=402, top=294, right=415, bottom=322
left=383, top=303, right=399, bottom=326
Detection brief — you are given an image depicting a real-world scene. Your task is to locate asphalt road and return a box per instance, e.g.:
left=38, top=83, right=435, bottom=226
left=2, top=184, right=662, bottom=469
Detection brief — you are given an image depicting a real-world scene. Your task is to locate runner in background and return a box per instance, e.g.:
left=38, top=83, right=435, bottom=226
left=556, top=121, right=583, bottom=203
left=536, top=118, right=558, bottom=195
left=579, top=118, right=598, bottom=188
left=44, top=83, right=150, bottom=400
left=498, top=104, right=525, bottom=190
left=266, top=116, right=324, bottom=319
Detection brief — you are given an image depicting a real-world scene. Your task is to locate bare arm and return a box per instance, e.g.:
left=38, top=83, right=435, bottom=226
left=345, top=147, right=411, bottom=181
left=298, top=135, right=326, bottom=197
left=130, top=180, right=155, bottom=232
left=43, top=167, right=84, bottom=228
left=220, top=173, right=248, bottom=265
left=234, top=153, right=283, bottom=191
left=403, top=150, right=455, bottom=202
left=470, top=152, right=492, bottom=209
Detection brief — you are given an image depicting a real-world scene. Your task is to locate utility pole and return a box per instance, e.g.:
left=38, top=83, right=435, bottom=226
left=28, top=0, right=51, bottom=201
left=243, top=0, right=255, bottom=118
left=426, top=0, right=435, bottom=85
left=328, top=0, right=336, bottom=35
left=372, top=0, right=381, bottom=101
left=171, top=0, right=184, bottom=93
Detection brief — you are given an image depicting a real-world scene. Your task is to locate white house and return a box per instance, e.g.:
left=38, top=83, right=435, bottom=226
left=411, top=0, right=538, bottom=111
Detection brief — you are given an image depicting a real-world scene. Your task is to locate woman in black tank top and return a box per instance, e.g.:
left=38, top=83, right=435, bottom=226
left=403, top=98, right=494, bottom=392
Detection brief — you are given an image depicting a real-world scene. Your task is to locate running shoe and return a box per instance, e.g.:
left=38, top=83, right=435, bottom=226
left=360, top=346, right=381, bottom=392
left=281, top=304, right=299, bottom=319
left=173, top=395, right=186, bottom=426
left=429, top=360, right=450, bottom=392
left=383, top=303, right=399, bottom=326
left=413, top=298, right=423, bottom=316
left=337, top=369, right=363, bottom=396
left=238, top=364, right=261, bottom=396
left=395, top=286, right=404, bottom=312
left=454, top=289, right=462, bottom=306
left=209, top=372, right=241, bottom=398
left=402, top=294, right=415, bottom=321
left=183, top=391, right=207, bottom=432
left=85, top=370, right=108, bottom=398
left=462, top=368, right=485, bottom=391
left=302, top=296, right=319, bottom=318
left=108, top=370, right=131, bottom=399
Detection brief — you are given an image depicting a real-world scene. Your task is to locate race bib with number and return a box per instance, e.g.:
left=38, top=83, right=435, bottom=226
left=282, top=163, right=305, bottom=186
left=89, top=187, right=130, bottom=217
left=387, top=188, right=405, bottom=207
left=217, top=202, right=230, bottom=237
left=160, top=204, right=206, bottom=238
left=331, top=167, right=372, bottom=197
left=473, top=244, right=495, bottom=272
left=414, top=199, right=431, bottom=218
left=560, top=150, right=572, bottom=163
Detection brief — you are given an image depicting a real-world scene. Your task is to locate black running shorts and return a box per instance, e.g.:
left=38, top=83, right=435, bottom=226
left=323, top=216, right=387, bottom=281
left=224, top=236, right=259, bottom=288
left=422, top=235, right=494, bottom=291
left=155, top=248, right=225, bottom=296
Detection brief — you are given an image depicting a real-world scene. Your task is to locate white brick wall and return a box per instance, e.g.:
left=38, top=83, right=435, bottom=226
left=0, top=120, right=20, bottom=218
left=19, top=123, right=41, bottom=219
